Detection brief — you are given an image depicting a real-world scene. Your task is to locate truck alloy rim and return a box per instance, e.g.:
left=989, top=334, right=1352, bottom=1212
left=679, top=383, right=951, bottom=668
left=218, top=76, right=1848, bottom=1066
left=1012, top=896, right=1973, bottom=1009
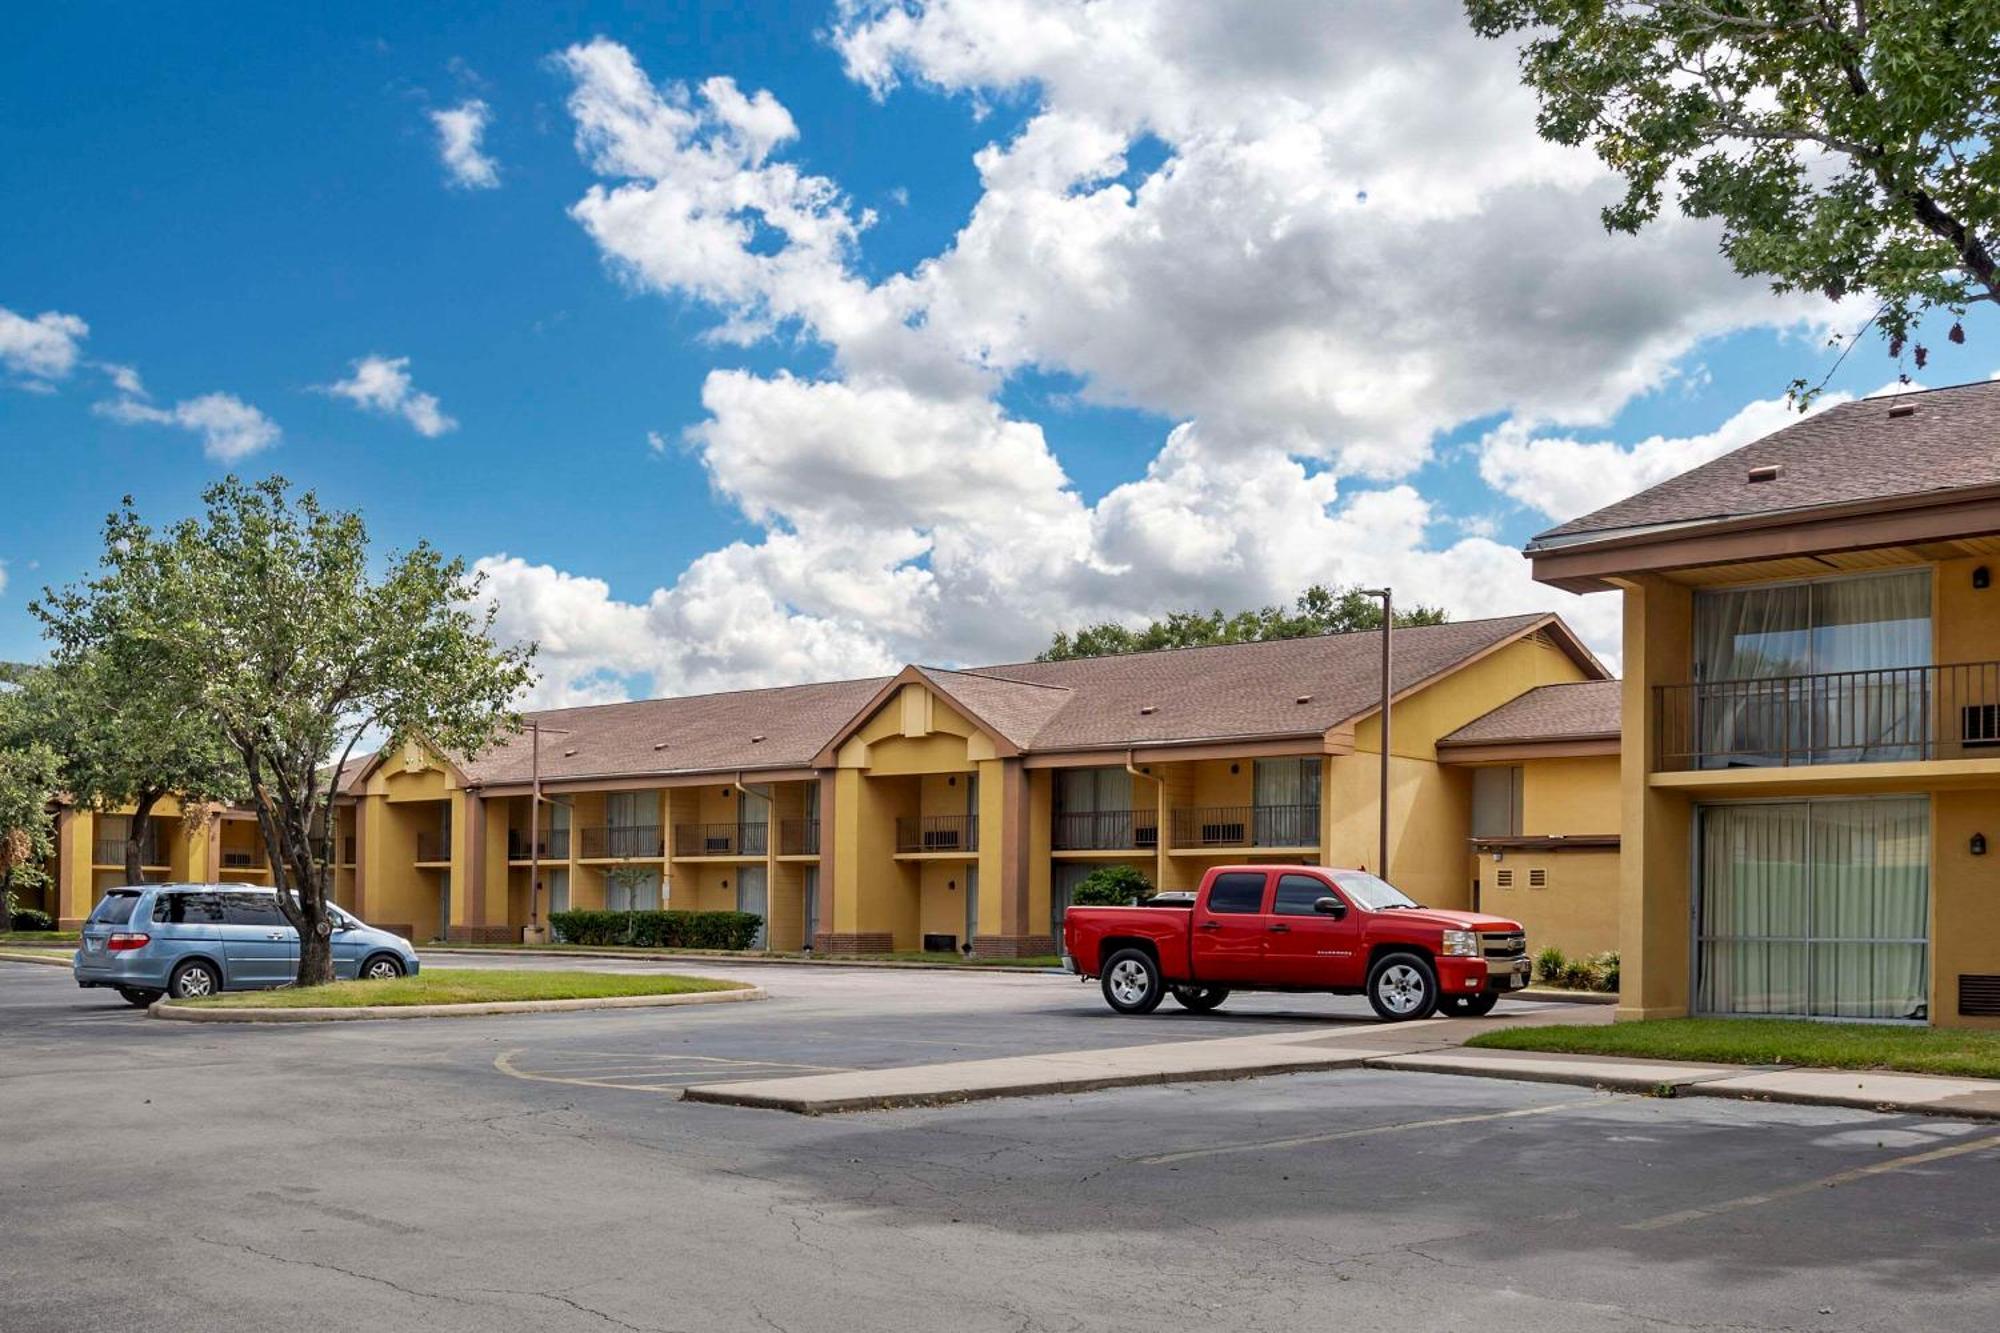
left=1108, top=959, right=1151, bottom=1005
left=1377, top=964, right=1426, bottom=1014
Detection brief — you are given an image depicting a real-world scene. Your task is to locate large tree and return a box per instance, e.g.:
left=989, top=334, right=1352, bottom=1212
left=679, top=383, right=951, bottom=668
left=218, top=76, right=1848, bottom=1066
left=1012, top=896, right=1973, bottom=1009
left=1466, top=0, right=2000, bottom=393
left=34, top=478, right=535, bottom=985
left=13, top=643, right=242, bottom=887
left=1039, top=584, right=1447, bottom=661
left=0, top=690, right=61, bottom=924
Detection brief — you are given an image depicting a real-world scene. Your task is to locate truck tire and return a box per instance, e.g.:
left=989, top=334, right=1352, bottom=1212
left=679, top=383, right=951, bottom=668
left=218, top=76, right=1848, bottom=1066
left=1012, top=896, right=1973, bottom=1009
left=1169, top=984, right=1229, bottom=1013
left=1440, top=992, right=1500, bottom=1018
left=1366, top=951, right=1439, bottom=1021
left=1100, top=948, right=1166, bottom=1015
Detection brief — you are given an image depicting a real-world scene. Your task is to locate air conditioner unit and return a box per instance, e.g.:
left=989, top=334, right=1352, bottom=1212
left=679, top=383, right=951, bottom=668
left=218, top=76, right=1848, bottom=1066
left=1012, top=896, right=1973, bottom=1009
left=1962, top=704, right=2000, bottom=748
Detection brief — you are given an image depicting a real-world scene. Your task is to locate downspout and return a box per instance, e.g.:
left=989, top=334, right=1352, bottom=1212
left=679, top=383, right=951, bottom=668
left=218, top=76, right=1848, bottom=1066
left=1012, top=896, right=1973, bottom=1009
left=1125, top=749, right=1163, bottom=901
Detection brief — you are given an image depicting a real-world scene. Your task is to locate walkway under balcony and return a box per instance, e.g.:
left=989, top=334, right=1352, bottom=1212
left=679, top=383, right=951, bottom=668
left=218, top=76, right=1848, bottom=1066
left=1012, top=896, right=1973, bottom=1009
left=1167, top=803, right=1320, bottom=853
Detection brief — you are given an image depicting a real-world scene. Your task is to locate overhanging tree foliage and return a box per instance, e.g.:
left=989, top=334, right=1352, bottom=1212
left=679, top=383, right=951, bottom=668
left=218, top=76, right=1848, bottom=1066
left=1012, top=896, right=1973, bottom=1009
left=0, top=689, right=61, bottom=923
left=1466, top=1, right=2000, bottom=398
left=33, top=477, right=536, bottom=985
left=1039, top=584, right=1447, bottom=661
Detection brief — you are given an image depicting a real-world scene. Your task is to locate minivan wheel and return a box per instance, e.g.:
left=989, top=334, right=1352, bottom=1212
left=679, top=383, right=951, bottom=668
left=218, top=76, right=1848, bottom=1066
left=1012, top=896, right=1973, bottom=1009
left=1169, top=984, right=1230, bottom=1013
left=1100, top=948, right=1165, bottom=1015
left=360, top=954, right=405, bottom=981
left=1366, top=952, right=1439, bottom=1021
left=168, top=960, right=221, bottom=1001
left=117, top=987, right=161, bottom=1008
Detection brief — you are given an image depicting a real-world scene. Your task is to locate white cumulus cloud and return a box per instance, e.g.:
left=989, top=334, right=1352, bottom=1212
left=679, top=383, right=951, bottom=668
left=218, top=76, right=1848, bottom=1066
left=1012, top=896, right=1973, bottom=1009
left=430, top=99, right=499, bottom=189
left=0, top=305, right=90, bottom=387
left=320, top=354, right=457, bottom=437
left=99, top=391, right=282, bottom=462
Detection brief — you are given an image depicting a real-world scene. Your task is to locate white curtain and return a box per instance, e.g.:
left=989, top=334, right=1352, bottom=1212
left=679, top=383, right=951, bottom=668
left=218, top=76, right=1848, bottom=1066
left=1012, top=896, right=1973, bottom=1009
left=1253, top=758, right=1321, bottom=845
left=1699, top=798, right=1928, bottom=1019
left=1810, top=574, right=1931, bottom=762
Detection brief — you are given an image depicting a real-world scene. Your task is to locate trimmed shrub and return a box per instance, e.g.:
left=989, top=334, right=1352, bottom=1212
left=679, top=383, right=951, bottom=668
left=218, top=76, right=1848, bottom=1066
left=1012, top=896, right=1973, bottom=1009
left=8, top=908, right=54, bottom=932
left=1069, top=864, right=1155, bottom=907
left=548, top=909, right=763, bottom=951
left=1533, top=945, right=1567, bottom=984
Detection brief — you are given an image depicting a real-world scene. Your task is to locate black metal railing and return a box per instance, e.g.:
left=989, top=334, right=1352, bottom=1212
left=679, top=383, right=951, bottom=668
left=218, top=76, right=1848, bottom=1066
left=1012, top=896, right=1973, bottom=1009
left=219, top=844, right=268, bottom=870
left=672, top=822, right=768, bottom=857
left=1655, top=661, right=2000, bottom=770
left=1169, top=804, right=1320, bottom=848
left=1051, top=809, right=1160, bottom=851
left=508, top=827, right=570, bottom=860
left=896, top=814, right=978, bottom=854
left=578, top=825, right=665, bottom=859
left=92, top=836, right=163, bottom=867
left=414, top=830, right=451, bottom=862
left=779, top=818, right=819, bottom=856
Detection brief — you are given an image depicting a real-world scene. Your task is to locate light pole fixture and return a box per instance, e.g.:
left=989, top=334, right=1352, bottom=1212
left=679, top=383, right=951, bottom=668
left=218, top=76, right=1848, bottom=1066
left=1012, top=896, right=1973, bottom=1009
left=1357, top=588, right=1393, bottom=881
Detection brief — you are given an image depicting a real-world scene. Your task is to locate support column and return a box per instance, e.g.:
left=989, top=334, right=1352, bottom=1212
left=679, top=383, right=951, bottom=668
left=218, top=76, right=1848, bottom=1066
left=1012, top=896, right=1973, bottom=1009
left=813, top=772, right=836, bottom=946
left=56, top=809, right=94, bottom=929
left=816, top=767, right=891, bottom=955
left=1619, top=576, right=1695, bottom=1022
left=351, top=800, right=369, bottom=918
left=972, top=758, right=1048, bottom=958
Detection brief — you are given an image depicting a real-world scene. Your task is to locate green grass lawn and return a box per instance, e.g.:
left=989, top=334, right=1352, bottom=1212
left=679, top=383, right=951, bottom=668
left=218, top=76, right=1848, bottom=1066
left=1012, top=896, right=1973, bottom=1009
left=0, top=931, right=78, bottom=947
left=1467, top=1017, right=2000, bottom=1080
left=175, top=968, right=746, bottom=1009
left=436, top=941, right=1062, bottom=968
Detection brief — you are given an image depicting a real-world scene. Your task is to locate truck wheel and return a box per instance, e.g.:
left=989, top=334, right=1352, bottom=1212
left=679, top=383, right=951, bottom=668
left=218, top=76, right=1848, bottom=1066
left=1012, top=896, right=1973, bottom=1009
left=1100, top=948, right=1166, bottom=1015
left=1366, top=952, right=1439, bottom=1021
left=1440, top=992, right=1500, bottom=1018
left=1169, top=985, right=1230, bottom=1013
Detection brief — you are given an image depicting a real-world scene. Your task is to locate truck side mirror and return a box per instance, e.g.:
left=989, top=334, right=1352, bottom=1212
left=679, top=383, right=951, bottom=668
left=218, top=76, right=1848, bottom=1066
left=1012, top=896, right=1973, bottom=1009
left=1314, top=896, right=1346, bottom=918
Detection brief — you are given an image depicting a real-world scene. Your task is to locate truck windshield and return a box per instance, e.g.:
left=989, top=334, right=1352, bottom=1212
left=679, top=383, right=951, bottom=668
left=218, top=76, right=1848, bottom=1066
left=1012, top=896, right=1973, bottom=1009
left=1328, top=871, right=1419, bottom=911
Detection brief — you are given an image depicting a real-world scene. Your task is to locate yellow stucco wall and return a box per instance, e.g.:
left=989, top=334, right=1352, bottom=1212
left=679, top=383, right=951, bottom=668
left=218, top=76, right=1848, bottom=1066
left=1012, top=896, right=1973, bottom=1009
left=1477, top=849, right=1620, bottom=957
left=1521, top=755, right=1620, bottom=835
left=1930, top=790, right=2000, bottom=1029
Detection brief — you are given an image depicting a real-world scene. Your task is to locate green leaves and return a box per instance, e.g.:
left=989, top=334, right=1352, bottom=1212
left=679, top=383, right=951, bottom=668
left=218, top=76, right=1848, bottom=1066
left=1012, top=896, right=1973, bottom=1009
left=1038, top=584, right=1448, bottom=661
left=1467, top=0, right=2000, bottom=394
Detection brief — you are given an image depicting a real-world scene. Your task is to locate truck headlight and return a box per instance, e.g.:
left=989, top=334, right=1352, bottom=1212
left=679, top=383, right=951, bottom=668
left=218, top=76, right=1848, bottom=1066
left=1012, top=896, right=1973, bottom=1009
left=1441, top=930, right=1480, bottom=958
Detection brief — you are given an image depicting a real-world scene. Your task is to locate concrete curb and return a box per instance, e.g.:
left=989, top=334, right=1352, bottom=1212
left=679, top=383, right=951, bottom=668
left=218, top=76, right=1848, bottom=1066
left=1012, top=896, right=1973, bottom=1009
left=424, top=946, right=1062, bottom=974
left=150, top=984, right=766, bottom=1023
left=0, top=949, right=71, bottom=968
left=1512, top=988, right=1618, bottom=1006
left=1363, top=1050, right=1740, bottom=1095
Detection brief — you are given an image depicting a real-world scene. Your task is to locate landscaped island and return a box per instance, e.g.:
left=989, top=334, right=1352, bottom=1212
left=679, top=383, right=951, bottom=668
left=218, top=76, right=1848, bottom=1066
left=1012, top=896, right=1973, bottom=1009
left=1467, top=1018, right=2000, bottom=1081
left=169, top=968, right=747, bottom=1009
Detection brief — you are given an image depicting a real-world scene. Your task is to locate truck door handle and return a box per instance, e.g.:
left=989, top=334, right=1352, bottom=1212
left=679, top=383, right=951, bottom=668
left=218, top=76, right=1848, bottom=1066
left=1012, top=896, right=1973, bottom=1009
left=1267, top=923, right=1289, bottom=933
left=1196, top=921, right=1221, bottom=932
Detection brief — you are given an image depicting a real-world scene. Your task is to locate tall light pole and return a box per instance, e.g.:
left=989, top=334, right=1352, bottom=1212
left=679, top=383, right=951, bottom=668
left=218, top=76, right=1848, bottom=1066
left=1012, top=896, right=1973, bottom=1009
left=524, top=721, right=571, bottom=944
left=1358, top=588, right=1393, bottom=881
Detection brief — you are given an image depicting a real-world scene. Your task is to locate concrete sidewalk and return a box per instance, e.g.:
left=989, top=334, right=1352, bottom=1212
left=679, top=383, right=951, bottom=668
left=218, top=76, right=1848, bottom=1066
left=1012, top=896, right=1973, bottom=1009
left=687, top=1016, right=2000, bottom=1120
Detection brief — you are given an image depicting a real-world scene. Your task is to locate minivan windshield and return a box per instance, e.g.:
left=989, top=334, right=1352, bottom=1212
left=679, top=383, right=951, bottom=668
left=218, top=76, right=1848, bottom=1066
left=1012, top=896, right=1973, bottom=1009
left=86, top=891, right=143, bottom=927
left=1328, top=871, right=1420, bottom=912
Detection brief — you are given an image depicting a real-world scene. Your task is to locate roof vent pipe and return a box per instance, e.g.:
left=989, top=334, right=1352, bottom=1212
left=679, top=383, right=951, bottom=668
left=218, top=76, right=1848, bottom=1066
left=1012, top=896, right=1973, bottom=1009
left=1747, top=463, right=1783, bottom=483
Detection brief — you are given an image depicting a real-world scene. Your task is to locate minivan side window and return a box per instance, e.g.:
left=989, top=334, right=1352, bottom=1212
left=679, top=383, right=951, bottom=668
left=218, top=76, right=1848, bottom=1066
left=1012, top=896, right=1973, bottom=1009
left=220, top=893, right=287, bottom=927
left=1206, top=872, right=1268, bottom=914
left=87, top=892, right=142, bottom=926
left=1273, top=873, right=1337, bottom=916
left=154, top=892, right=227, bottom=925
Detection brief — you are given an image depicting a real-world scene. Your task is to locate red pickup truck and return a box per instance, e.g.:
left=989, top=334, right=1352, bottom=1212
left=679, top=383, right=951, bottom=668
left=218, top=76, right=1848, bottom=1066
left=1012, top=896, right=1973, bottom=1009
left=1064, top=865, right=1530, bottom=1020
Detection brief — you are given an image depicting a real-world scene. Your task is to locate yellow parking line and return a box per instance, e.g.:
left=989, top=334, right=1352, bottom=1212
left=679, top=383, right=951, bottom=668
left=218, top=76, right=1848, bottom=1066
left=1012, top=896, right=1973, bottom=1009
left=1138, top=1098, right=1595, bottom=1165
left=1625, top=1131, right=2000, bottom=1231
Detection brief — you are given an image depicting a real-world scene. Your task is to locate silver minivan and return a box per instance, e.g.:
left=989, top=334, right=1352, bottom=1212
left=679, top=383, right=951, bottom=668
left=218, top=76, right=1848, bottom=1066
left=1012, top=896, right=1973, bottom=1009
left=73, top=883, right=421, bottom=1006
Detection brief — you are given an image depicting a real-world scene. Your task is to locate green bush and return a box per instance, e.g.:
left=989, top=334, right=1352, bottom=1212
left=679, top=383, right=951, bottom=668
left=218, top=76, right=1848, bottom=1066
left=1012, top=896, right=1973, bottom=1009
left=1068, top=864, right=1155, bottom=907
left=1534, top=947, right=1619, bottom=993
left=1534, top=945, right=1567, bottom=983
left=548, top=909, right=763, bottom=950
left=8, top=908, right=54, bottom=932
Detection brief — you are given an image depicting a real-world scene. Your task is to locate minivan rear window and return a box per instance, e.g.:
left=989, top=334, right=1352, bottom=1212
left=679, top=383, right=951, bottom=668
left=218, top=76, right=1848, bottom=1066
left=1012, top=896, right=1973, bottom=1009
left=87, top=892, right=142, bottom=927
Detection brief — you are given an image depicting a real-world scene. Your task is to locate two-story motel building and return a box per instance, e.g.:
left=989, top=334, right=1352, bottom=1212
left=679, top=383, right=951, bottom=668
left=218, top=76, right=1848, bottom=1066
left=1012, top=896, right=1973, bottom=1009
left=1530, top=379, right=2000, bottom=1028
left=293, top=612, right=1611, bottom=956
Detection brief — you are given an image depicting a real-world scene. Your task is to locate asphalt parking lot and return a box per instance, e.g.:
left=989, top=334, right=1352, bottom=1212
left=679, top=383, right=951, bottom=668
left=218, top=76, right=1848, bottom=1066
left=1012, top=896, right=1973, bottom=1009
left=4, top=957, right=1997, bottom=1332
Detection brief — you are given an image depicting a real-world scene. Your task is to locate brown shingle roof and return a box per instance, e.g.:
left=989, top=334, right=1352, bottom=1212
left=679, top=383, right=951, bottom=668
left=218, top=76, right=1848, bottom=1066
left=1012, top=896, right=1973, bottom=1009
left=1439, top=680, right=1621, bottom=747
left=373, top=613, right=1599, bottom=789
left=1530, top=381, right=2000, bottom=547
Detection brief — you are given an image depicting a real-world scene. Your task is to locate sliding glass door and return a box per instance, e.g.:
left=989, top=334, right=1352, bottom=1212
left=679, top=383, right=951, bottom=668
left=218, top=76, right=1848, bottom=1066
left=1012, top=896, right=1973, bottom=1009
left=1697, top=798, right=1929, bottom=1020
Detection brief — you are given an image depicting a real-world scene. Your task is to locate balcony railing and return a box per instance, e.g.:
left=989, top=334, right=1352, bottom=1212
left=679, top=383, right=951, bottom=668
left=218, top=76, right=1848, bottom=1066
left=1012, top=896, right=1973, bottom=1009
left=92, top=838, right=164, bottom=867
left=578, top=825, right=665, bottom=859
left=779, top=818, right=819, bottom=856
left=1169, top=804, right=1320, bottom=849
left=896, top=814, right=978, bottom=854
left=673, top=822, right=768, bottom=857
left=414, top=831, right=451, bottom=863
left=1052, top=809, right=1160, bottom=851
left=219, top=844, right=267, bottom=870
left=508, top=828, right=570, bottom=860
left=1655, top=661, right=2000, bottom=770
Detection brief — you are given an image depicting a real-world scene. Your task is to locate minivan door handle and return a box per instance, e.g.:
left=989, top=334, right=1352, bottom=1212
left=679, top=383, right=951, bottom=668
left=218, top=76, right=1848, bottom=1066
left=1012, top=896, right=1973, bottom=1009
left=266, top=932, right=287, bottom=940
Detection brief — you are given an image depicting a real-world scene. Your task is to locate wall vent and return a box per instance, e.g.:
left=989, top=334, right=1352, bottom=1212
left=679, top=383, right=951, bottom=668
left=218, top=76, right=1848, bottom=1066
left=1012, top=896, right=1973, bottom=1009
left=1959, top=974, right=2000, bottom=1018
left=1528, top=868, right=1548, bottom=888
left=1494, top=869, right=1513, bottom=888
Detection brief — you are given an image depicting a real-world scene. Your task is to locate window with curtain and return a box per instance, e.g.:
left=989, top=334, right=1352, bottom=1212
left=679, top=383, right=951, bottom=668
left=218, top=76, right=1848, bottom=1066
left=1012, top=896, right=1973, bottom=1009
left=1252, top=757, right=1321, bottom=846
left=1694, top=570, right=1931, bottom=766
left=1054, top=767, right=1136, bottom=849
left=605, top=868, right=661, bottom=912
left=1697, top=798, right=1928, bottom=1020
left=1471, top=767, right=1523, bottom=839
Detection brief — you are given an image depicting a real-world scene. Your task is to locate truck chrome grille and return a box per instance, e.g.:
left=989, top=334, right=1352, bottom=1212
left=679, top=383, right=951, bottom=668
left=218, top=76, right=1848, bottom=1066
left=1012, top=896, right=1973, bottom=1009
left=1481, top=931, right=1527, bottom=959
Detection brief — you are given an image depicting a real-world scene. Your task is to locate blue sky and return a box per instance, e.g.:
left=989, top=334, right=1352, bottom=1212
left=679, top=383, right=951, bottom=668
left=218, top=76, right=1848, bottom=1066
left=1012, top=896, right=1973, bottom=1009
left=3, top=1, right=1991, bottom=701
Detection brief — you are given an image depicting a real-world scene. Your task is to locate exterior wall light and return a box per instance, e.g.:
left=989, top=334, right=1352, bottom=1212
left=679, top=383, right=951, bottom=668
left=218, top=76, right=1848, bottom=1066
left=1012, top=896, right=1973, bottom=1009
left=1973, top=833, right=1988, bottom=857
left=1975, top=566, right=1992, bottom=590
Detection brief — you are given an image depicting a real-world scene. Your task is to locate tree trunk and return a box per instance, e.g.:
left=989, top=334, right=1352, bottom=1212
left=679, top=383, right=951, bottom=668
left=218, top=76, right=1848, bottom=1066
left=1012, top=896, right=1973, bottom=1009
left=125, top=789, right=160, bottom=887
